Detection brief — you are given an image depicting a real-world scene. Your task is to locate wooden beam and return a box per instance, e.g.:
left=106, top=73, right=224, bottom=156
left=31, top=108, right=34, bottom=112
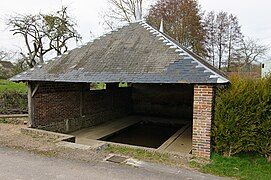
left=80, top=83, right=84, bottom=117
left=27, top=82, right=35, bottom=127
left=31, top=84, right=39, bottom=97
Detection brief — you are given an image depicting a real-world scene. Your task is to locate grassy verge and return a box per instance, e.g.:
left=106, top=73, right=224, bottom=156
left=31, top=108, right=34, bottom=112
left=0, top=79, right=27, bottom=94
left=191, top=153, right=271, bottom=180
left=104, top=145, right=188, bottom=166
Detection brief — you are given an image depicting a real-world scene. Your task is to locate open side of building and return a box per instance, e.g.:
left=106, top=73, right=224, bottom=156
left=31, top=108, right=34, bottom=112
left=10, top=21, right=229, bottom=159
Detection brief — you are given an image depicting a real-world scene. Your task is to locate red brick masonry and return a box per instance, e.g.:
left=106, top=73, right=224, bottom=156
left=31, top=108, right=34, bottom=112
left=192, top=84, right=214, bottom=159
left=31, top=82, right=132, bottom=133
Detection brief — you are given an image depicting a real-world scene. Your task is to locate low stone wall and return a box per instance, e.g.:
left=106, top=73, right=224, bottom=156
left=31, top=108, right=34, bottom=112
left=0, top=114, right=28, bottom=124
left=21, top=127, right=75, bottom=142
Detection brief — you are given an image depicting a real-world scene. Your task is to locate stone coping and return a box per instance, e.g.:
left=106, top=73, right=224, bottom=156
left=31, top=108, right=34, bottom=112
left=20, top=127, right=109, bottom=151
left=21, top=127, right=75, bottom=143
left=0, top=114, right=28, bottom=118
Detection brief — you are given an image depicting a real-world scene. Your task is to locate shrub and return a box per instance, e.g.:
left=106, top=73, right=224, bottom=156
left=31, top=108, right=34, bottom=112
left=0, top=91, right=28, bottom=114
left=213, top=75, right=271, bottom=161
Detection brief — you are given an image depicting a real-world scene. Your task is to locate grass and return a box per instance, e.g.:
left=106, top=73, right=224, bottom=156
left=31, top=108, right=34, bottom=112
left=191, top=153, right=271, bottom=180
left=104, top=145, right=189, bottom=167
left=0, top=79, right=27, bottom=94
left=105, top=145, right=170, bottom=163
left=103, top=145, right=188, bottom=166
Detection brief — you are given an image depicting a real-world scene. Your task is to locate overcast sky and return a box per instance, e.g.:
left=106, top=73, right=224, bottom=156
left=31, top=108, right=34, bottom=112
left=0, top=0, right=270, bottom=58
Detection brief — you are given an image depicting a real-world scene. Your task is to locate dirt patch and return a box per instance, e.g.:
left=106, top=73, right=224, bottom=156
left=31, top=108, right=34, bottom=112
left=0, top=123, right=107, bottom=162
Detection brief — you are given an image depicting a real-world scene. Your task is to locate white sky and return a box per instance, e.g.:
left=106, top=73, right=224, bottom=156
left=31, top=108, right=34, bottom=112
left=0, top=0, right=270, bottom=58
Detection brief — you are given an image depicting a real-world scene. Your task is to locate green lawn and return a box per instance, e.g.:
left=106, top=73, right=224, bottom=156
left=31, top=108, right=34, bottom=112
left=192, top=153, right=271, bottom=180
left=0, top=79, right=27, bottom=94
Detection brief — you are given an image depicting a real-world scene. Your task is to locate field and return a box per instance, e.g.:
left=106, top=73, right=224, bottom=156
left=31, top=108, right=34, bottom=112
left=0, top=79, right=27, bottom=94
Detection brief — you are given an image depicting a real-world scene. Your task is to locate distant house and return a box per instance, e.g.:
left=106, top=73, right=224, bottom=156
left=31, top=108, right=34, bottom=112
left=0, top=61, right=14, bottom=79
left=10, top=21, right=229, bottom=159
left=261, top=60, right=271, bottom=77
left=0, top=61, right=13, bottom=70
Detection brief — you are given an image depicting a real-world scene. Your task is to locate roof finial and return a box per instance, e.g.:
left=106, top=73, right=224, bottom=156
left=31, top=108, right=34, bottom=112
left=135, top=0, right=141, bottom=21
left=159, top=18, right=164, bottom=33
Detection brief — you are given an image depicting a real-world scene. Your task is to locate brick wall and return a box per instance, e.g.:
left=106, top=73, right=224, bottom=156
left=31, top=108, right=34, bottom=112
left=192, top=84, right=214, bottom=159
left=132, top=84, right=193, bottom=120
left=32, top=82, right=82, bottom=132
left=31, top=82, right=132, bottom=133
left=83, top=88, right=132, bottom=127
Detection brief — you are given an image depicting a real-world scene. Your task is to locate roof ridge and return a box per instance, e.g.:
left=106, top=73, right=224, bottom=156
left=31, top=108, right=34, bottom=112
left=139, top=21, right=229, bottom=83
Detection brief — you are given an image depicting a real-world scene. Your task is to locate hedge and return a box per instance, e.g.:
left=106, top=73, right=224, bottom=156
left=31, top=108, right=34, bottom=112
left=0, top=91, right=28, bottom=114
left=213, top=75, right=271, bottom=162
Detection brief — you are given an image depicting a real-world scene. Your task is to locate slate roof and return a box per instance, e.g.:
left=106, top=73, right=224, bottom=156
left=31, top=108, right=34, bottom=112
left=10, top=21, right=229, bottom=84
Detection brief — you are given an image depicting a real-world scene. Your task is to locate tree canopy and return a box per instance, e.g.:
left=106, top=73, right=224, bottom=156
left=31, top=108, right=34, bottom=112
left=146, top=0, right=206, bottom=56
left=6, top=6, right=81, bottom=68
left=204, top=11, right=244, bottom=71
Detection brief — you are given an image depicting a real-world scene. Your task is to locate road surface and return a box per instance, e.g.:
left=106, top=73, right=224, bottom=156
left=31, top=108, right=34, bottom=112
left=0, top=147, right=229, bottom=180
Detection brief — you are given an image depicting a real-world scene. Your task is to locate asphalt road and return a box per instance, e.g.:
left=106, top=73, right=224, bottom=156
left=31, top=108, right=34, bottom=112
left=0, top=147, right=229, bottom=180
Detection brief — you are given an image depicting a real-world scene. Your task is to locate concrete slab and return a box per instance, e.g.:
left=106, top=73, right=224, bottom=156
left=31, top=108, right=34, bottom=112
left=164, top=126, right=192, bottom=154
left=158, top=125, right=189, bottom=150
left=56, top=141, right=91, bottom=150
left=70, top=116, right=141, bottom=140
left=70, top=115, right=192, bottom=154
left=76, top=138, right=107, bottom=149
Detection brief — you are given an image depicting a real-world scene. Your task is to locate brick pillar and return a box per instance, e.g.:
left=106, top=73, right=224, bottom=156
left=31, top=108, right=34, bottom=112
left=192, top=84, right=214, bottom=159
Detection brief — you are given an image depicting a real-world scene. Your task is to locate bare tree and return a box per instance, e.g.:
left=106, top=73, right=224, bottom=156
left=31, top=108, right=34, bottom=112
left=42, top=6, right=81, bottom=56
left=204, top=11, right=243, bottom=70
left=146, top=0, right=206, bottom=56
left=204, top=11, right=216, bottom=66
left=240, top=38, right=269, bottom=72
left=6, top=6, right=81, bottom=68
left=216, top=12, right=229, bottom=70
left=6, top=14, right=42, bottom=67
left=101, top=0, right=143, bottom=30
left=226, top=14, right=243, bottom=71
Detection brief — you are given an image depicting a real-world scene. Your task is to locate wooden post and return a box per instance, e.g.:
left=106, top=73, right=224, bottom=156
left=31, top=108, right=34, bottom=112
left=27, top=82, right=35, bottom=127
left=80, top=83, right=84, bottom=117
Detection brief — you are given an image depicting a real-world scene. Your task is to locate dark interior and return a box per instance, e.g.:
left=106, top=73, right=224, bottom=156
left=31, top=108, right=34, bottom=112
left=99, top=121, right=183, bottom=148
left=97, top=83, right=193, bottom=148
left=132, top=84, right=194, bottom=120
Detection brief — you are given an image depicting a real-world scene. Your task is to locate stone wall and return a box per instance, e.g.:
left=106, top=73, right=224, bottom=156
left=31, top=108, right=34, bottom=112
left=192, top=84, right=214, bottom=159
left=132, top=84, right=193, bottom=120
